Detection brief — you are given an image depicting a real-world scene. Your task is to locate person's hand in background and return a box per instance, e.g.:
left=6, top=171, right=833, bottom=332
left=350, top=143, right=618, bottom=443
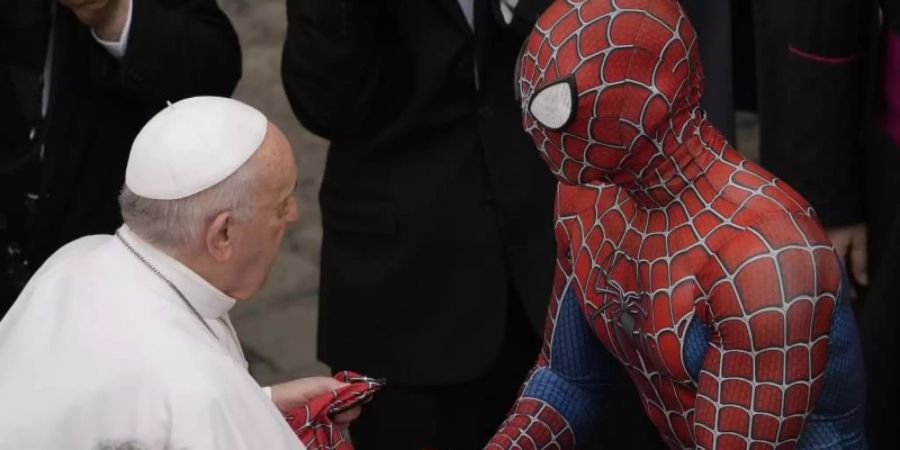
left=828, top=223, right=869, bottom=292
left=59, top=0, right=129, bottom=41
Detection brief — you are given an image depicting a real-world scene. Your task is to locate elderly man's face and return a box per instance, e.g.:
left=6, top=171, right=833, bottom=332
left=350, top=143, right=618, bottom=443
left=227, top=124, right=299, bottom=299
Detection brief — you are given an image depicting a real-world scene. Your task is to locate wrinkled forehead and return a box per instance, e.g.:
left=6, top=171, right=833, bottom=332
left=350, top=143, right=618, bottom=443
left=252, top=124, right=297, bottom=198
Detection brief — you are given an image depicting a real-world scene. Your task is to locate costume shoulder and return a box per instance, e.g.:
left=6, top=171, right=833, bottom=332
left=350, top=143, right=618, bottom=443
left=729, top=158, right=815, bottom=218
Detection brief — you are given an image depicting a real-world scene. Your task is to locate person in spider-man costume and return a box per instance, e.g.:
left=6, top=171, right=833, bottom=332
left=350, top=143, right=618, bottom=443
left=486, top=0, right=867, bottom=449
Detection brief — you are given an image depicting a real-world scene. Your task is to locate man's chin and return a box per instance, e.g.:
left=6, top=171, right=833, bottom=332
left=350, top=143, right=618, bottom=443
left=230, top=281, right=263, bottom=301
left=243, top=274, right=270, bottom=301
left=233, top=260, right=277, bottom=300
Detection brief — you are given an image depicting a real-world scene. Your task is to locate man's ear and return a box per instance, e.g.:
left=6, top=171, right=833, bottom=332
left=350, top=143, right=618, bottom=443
left=205, top=211, right=234, bottom=262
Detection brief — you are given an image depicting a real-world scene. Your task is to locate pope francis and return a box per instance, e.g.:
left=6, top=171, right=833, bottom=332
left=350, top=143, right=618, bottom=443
left=0, top=97, right=358, bottom=449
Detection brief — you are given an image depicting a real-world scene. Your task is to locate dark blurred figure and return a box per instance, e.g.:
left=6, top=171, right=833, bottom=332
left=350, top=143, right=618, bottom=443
left=862, top=0, right=900, bottom=449
left=679, top=0, right=737, bottom=143
left=753, top=1, right=898, bottom=448
left=679, top=0, right=761, bottom=146
left=282, top=1, right=665, bottom=448
left=636, top=1, right=899, bottom=447
left=0, top=0, right=241, bottom=316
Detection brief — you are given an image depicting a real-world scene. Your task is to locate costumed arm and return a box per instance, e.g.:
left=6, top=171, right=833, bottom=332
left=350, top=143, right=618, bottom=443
left=281, top=0, right=382, bottom=139
left=693, top=217, right=840, bottom=449
left=486, top=265, right=620, bottom=449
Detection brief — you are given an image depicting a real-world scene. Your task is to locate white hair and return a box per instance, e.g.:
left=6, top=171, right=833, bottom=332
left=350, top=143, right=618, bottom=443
left=119, top=159, right=257, bottom=249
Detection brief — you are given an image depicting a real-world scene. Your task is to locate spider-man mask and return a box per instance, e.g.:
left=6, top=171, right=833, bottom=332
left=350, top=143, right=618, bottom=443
left=516, top=0, right=704, bottom=186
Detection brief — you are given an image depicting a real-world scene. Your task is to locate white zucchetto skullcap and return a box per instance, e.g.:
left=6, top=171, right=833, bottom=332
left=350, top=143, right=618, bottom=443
left=125, top=96, right=268, bottom=200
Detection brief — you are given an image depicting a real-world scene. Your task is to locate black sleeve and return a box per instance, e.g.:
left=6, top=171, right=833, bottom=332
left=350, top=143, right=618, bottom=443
left=113, top=0, right=242, bottom=104
left=281, top=0, right=383, bottom=139
left=771, top=0, right=880, bottom=227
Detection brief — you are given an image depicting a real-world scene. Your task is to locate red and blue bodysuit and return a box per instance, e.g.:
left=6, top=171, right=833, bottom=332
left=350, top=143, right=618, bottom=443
left=487, top=0, right=866, bottom=448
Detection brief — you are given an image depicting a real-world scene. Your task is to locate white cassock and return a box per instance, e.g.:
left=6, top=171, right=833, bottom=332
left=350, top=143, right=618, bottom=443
left=0, top=225, right=304, bottom=450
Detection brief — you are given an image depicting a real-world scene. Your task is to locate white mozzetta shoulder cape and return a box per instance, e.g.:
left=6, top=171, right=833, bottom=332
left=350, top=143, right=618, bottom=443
left=0, top=231, right=303, bottom=450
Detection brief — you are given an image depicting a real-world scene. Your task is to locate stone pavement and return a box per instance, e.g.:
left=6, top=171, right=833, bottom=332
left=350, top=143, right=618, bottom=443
left=221, top=0, right=760, bottom=387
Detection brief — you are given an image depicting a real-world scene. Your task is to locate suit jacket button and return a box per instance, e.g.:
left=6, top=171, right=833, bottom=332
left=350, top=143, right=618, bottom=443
left=478, top=105, right=494, bottom=119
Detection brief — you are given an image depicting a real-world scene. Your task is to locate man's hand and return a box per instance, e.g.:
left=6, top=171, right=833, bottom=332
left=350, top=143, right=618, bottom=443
left=827, top=223, right=868, bottom=287
left=59, top=0, right=129, bottom=41
left=270, top=376, right=362, bottom=425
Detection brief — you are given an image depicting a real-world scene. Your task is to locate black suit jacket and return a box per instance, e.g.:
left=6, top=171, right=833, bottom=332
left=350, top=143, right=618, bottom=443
left=753, top=2, right=899, bottom=447
left=283, top=0, right=556, bottom=385
left=754, top=0, right=899, bottom=271
left=0, top=0, right=241, bottom=302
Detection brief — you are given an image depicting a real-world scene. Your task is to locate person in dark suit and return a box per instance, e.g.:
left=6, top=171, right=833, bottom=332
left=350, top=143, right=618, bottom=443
left=678, top=0, right=738, bottom=144
left=0, top=0, right=241, bottom=315
left=753, top=1, right=899, bottom=447
left=283, top=1, right=674, bottom=448
left=281, top=1, right=558, bottom=448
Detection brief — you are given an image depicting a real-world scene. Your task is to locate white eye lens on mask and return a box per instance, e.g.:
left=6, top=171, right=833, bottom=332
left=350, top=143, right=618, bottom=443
left=528, top=77, right=576, bottom=130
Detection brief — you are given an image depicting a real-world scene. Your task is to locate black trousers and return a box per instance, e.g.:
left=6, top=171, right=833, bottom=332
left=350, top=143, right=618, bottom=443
left=347, top=294, right=541, bottom=450
left=860, top=128, right=900, bottom=450
left=861, top=211, right=899, bottom=450
left=346, top=291, right=667, bottom=450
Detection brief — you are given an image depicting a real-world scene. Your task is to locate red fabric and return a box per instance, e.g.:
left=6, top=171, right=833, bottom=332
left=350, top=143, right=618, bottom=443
left=491, top=0, right=840, bottom=448
left=284, top=371, right=384, bottom=450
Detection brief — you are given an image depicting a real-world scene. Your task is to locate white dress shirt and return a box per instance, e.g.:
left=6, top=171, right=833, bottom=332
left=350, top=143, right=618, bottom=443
left=455, top=0, right=521, bottom=29
left=454, top=0, right=520, bottom=28
left=92, top=0, right=134, bottom=59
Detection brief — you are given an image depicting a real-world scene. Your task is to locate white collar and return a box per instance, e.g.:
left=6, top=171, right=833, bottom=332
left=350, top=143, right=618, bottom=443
left=117, top=225, right=236, bottom=319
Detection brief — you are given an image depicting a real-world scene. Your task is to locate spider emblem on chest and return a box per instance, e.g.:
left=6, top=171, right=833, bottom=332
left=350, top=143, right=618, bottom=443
left=588, top=250, right=648, bottom=342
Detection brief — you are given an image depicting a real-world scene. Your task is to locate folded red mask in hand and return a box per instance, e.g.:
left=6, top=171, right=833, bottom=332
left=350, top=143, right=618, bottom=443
left=283, top=371, right=384, bottom=450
